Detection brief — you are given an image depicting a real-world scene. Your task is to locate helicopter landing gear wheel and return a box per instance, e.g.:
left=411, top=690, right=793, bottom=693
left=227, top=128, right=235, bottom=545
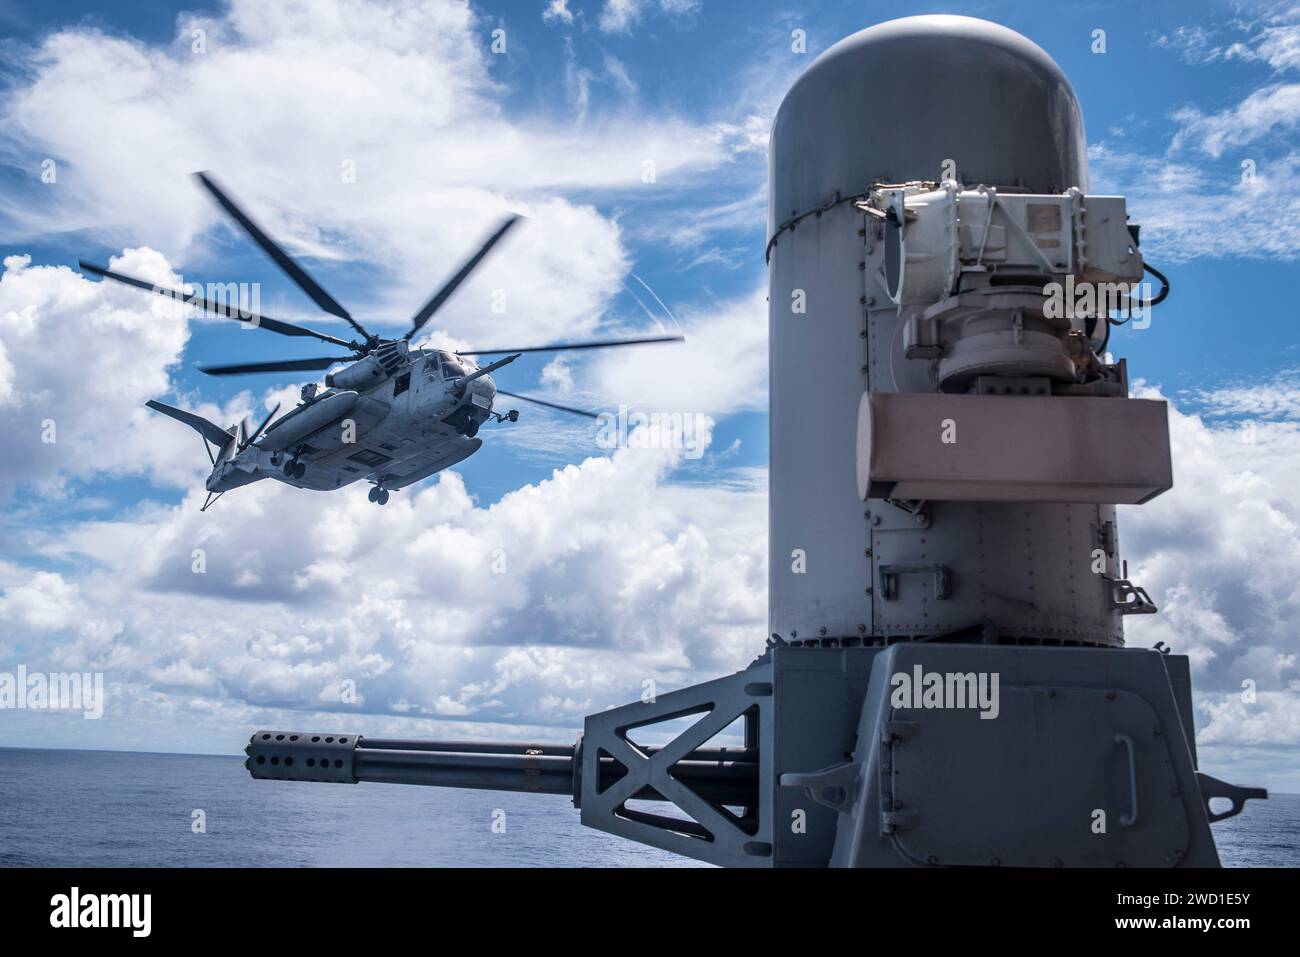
left=284, top=459, right=305, bottom=479
left=368, top=486, right=389, bottom=505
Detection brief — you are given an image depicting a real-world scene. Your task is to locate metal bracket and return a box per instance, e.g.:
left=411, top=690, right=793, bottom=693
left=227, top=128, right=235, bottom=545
left=779, top=761, right=859, bottom=813
left=902, top=313, right=943, bottom=360
left=879, top=563, right=949, bottom=600
left=885, top=497, right=931, bottom=528
left=878, top=717, right=921, bottom=835
left=1108, top=578, right=1157, bottom=615
left=1196, top=772, right=1268, bottom=823
left=881, top=809, right=920, bottom=833
left=580, top=665, right=774, bottom=867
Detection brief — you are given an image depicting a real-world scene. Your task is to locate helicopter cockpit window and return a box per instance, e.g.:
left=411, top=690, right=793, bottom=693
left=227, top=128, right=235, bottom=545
left=440, top=353, right=467, bottom=379
left=422, top=353, right=441, bottom=379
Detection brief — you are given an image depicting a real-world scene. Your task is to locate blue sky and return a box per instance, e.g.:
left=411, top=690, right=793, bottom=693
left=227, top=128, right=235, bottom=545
left=0, top=0, right=1297, bottom=793
left=3, top=0, right=1297, bottom=497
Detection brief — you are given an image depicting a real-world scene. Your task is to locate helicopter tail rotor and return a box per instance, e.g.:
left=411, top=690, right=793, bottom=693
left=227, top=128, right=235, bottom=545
left=215, top=423, right=241, bottom=467
left=145, top=399, right=251, bottom=491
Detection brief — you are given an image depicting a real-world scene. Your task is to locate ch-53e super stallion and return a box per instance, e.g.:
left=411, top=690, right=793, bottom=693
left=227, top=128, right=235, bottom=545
left=80, top=172, right=682, bottom=509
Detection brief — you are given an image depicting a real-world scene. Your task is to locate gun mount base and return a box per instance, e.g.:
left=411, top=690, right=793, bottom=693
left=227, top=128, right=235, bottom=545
left=247, top=643, right=1265, bottom=868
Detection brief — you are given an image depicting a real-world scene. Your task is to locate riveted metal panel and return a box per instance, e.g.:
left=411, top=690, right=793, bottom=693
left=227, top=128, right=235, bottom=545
left=889, top=688, right=1189, bottom=867
left=771, top=648, right=879, bottom=866
left=768, top=202, right=873, bottom=642
left=825, top=645, right=1220, bottom=867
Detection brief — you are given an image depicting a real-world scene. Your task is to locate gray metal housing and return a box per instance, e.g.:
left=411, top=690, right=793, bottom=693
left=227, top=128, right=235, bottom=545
left=576, top=642, right=1235, bottom=867
left=767, top=16, right=1125, bottom=647
left=768, top=14, right=1089, bottom=235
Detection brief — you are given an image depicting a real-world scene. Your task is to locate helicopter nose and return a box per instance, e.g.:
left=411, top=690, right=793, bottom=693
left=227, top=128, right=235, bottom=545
left=473, top=373, right=497, bottom=404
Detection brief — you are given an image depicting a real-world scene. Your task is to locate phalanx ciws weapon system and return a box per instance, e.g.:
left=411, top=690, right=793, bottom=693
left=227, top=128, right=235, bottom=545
left=246, top=15, right=1265, bottom=867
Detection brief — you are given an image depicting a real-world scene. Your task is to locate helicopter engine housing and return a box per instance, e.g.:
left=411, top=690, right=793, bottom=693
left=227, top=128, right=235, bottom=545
left=327, top=355, right=386, bottom=391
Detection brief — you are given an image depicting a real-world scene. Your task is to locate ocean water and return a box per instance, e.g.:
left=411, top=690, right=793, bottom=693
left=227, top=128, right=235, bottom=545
left=0, top=748, right=704, bottom=867
left=0, top=747, right=1294, bottom=867
left=1206, top=788, right=1300, bottom=867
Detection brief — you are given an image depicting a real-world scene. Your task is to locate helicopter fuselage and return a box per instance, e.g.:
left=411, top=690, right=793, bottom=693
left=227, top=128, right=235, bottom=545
left=207, top=346, right=498, bottom=495
left=89, top=170, right=680, bottom=510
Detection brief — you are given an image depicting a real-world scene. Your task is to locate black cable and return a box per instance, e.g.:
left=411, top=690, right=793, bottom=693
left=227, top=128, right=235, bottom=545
left=764, top=190, right=871, bottom=263
left=1140, top=262, right=1170, bottom=307
left=1108, top=261, right=1170, bottom=325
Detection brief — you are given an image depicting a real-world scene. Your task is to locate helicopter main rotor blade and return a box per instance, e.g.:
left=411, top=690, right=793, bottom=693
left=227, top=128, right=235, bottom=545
left=405, top=214, right=522, bottom=341
left=79, top=261, right=358, bottom=349
left=198, top=356, right=350, bottom=377
left=194, top=171, right=372, bottom=342
left=495, top=388, right=599, bottom=419
left=243, top=401, right=282, bottom=448
left=457, top=334, right=684, bottom=356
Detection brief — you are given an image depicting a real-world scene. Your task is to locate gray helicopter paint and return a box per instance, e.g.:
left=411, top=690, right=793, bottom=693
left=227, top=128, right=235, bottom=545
left=194, top=349, right=493, bottom=494
left=245, top=15, right=1267, bottom=866
left=233, top=348, right=488, bottom=494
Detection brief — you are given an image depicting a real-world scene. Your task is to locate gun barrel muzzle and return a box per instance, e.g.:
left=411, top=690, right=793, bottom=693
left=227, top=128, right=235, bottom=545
left=245, top=730, right=757, bottom=806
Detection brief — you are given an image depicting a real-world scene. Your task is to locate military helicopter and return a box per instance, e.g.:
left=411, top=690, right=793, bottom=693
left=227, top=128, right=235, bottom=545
left=80, top=172, right=682, bottom=509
